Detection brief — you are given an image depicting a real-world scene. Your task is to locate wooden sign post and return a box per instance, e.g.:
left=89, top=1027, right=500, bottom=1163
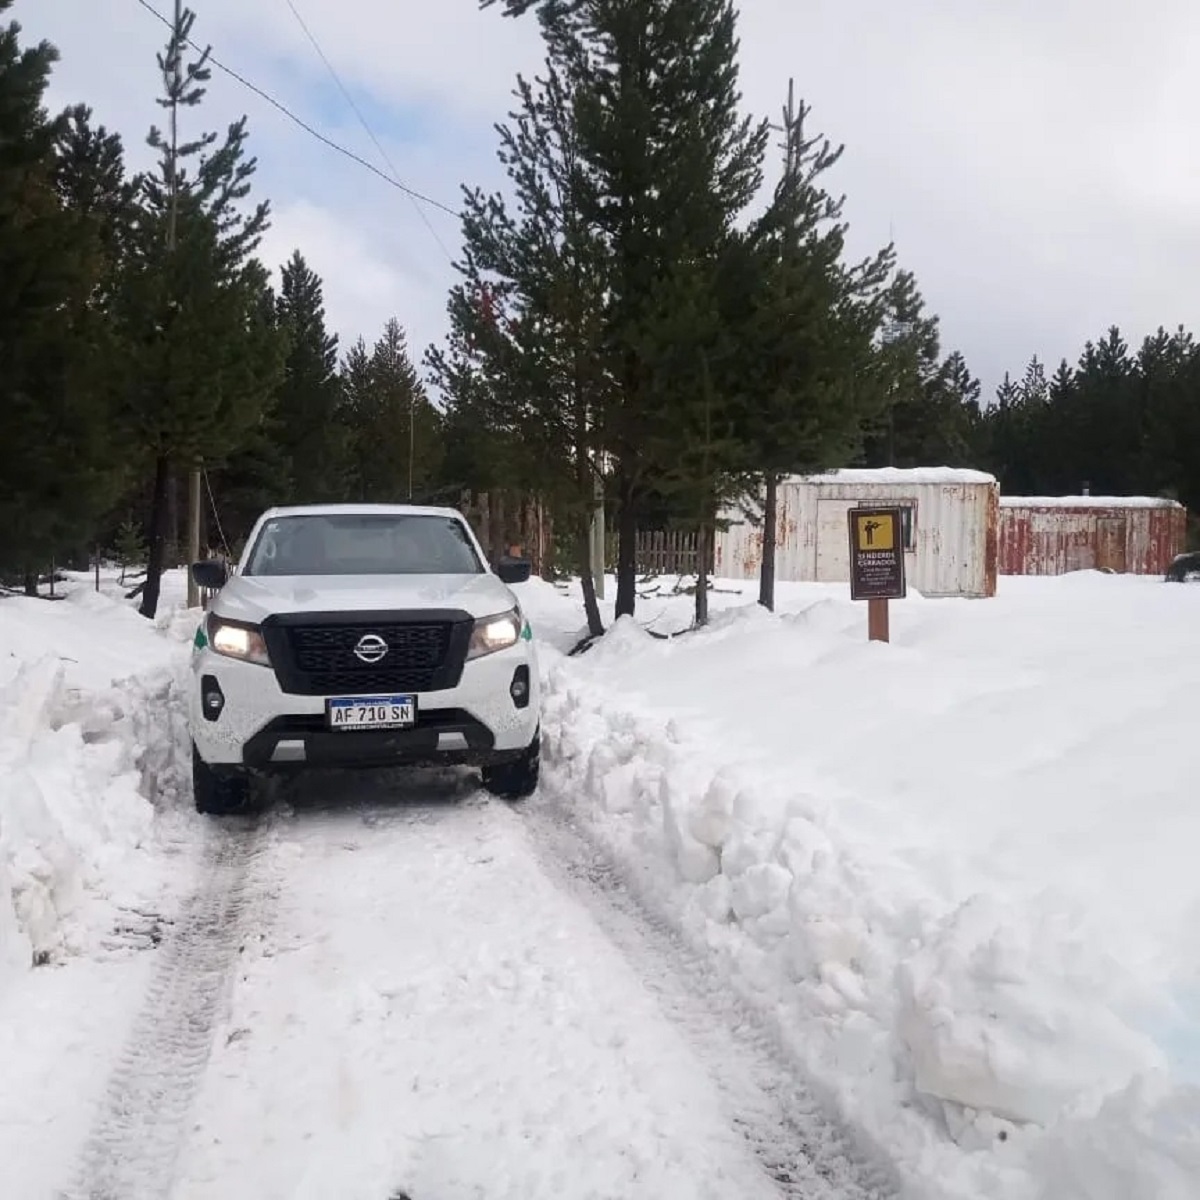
left=848, top=506, right=906, bottom=642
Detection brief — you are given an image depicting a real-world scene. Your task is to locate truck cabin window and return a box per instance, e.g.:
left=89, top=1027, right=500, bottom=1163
left=244, top=514, right=483, bottom=577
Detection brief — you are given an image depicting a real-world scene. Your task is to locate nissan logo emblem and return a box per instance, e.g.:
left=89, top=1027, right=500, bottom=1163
left=352, top=633, right=389, bottom=664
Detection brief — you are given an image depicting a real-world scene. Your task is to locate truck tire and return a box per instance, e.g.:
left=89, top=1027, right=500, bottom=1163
left=192, top=744, right=252, bottom=816
left=482, top=731, right=541, bottom=802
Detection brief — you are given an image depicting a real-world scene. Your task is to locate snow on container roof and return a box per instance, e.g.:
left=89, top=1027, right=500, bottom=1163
left=790, top=466, right=997, bottom=486
left=1000, top=495, right=1183, bottom=509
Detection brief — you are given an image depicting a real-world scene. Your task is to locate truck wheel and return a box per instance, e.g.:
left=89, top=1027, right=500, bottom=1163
left=482, top=731, right=541, bottom=802
left=192, top=744, right=252, bottom=815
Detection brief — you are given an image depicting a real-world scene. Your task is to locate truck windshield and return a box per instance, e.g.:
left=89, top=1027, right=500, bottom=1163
left=243, top=513, right=484, bottom=577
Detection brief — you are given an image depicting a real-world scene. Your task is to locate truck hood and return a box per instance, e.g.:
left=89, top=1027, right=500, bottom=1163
left=213, top=572, right=519, bottom=624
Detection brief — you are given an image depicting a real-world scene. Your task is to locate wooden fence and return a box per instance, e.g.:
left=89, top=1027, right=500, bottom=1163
left=456, top=492, right=709, bottom=578
left=620, top=529, right=713, bottom=577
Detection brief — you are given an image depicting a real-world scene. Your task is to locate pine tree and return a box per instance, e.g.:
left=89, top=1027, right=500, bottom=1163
left=209, top=407, right=294, bottom=553
left=1169, top=337, right=1200, bottom=519
left=979, top=371, right=1040, bottom=493
left=1138, top=328, right=1200, bottom=509
left=648, top=334, right=744, bottom=625
left=427, top=325, right=519, bottom=498
left=995, top=373, right=1019, bottom=409
left=200, top=274, right=290, bottom=549
left=980, top=330, right=1200, bottom=513
left=487, top=0, right=769, bottom=620
left=734, top=82, right=896, bottom=610
left=0, top=12, right=125, bottom=582
left=114, top=516, right=146, bottom=584
left=428, top=56, right=611, bottom=633
left=117, top=4, right=285, bottom=618
left=49, top=107, right=137, bottom=546
left=275, top=249, right=344, bottom=502
left=346, top=320, right=442, bottom=503
left=1048, top=359, right=1075, bottom=403
left=0, top=6, right=60, bottom=305
left=859, top=271, right=979, bottom=471
left=1070, top=327, right=1137, bottom=494
left=0, top=5, right=62, bottom=583
left=1019, top=355, right=1049, bottom=406
left=943, top=352, right=982, bottom=420
left=336, top=336, right=373, bottom=499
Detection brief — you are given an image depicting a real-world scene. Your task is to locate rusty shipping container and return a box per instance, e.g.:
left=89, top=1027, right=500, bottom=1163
left=715, top=467, right=1000, bottom=598
left=998, top=496, right=1187, bottom=576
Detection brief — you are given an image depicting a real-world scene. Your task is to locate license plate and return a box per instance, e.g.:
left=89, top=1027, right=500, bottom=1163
left=327, top=695, right=416, bottom=731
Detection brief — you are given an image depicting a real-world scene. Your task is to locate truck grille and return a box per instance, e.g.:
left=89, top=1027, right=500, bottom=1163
left=272, top=619, right=462, bottom=696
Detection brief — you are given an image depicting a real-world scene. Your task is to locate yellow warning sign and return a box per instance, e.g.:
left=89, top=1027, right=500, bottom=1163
left=855, top=512, right=894, bottom=552
left=848, top=505, right=906, bottom=602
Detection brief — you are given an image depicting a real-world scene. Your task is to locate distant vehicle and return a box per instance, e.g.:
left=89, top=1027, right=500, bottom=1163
left=187, top=504, right=541, bottom=815
left=1165, top=551, right=1200, bottom=583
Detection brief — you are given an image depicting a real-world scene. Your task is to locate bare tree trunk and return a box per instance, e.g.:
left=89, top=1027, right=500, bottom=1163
left=615, top=478, right=638, bottom=619
left=492, top=490, right=507, bottom=562
left=140, top=454, right=171, bottom=620
left=758, top=472, right=779, bottom=611
left=576, top=522, right=605, bottom=637
left=695, top=520, right=710, bottom=627
left=166, top=467, right=180, bottom=565
left=479, top=492, right=492, bottom=558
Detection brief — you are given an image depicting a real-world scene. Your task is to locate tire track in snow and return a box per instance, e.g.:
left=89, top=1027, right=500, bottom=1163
left=62, top=813, right=275, bottom=1200
left=517, top=795, right=902, bottom=1200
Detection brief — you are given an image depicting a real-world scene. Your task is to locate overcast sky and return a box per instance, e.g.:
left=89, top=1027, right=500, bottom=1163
left=21, top=0, right=1200, bottom=399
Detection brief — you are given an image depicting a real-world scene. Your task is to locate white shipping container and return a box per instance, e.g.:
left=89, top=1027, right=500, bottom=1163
left=715, top=467, right=1000, bottom=599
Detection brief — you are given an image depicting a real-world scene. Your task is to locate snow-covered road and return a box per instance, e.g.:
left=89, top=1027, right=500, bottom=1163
left=55, top=771, right=893, bottom=1200
left=13, top=566, right=1193, bottom=1198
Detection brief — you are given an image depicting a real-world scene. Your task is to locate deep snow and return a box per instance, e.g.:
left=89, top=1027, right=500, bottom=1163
left=166, top=789, right=865, bottom=1200
left=1, top=564, right=1197, bottom=1199
left=0, top=573, right=884, bottom=1200
left=0, top=571, right=200, bottom=1199
left=0, top=573, right=194, bottom=983
left=515, top=570, right=1200, bottom=1200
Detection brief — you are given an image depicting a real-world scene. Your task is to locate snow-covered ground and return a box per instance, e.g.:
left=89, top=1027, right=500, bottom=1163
left=1, top=565, right=1197, bottom=1198
left=519, top=570, right=1200, bottom=1200
left=162, top=791, right=888, bottom=1200
left=0, top=570, right=198, bottom=1198
left=0, top=571, right=886, bottom=1200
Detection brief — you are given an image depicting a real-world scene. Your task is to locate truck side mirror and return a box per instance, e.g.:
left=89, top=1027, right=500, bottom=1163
left=496, top=558, right=532, bottom=585
left=191, top=560, right=228, bottom=591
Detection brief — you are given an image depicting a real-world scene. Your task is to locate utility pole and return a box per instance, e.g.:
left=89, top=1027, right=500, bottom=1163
left=408, top=390, right=415, bottom=501
left=164, top=0, right=203, bottom=606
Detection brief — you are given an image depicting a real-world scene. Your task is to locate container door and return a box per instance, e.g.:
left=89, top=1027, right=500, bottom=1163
left=815, top=499, right=855, bottom=581
left=1096, top=517, right=1127, bottom=573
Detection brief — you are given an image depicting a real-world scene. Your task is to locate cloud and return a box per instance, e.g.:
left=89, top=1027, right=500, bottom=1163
left=259, top=198, right=421, bottom=352
left=21, top=0, right=1200, bottom=399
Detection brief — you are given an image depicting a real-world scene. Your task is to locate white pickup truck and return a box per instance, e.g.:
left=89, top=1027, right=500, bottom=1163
left=187, top=504, right=541, bottom=814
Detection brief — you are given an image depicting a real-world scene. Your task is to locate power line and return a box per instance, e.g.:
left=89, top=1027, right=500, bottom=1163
left=282, top=0, right=454, bottom=262
left=202, top=466, right=233, bottom=562
left=132, top=0, right=459, bottom=220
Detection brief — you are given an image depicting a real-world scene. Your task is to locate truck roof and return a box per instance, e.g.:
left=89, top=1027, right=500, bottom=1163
left=258, top=503, right=465, bottom=521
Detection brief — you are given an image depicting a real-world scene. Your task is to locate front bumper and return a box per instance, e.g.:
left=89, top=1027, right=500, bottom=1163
left=190, top=636, right=540, bottom=771
left=241, top=709, right=529, bottom=771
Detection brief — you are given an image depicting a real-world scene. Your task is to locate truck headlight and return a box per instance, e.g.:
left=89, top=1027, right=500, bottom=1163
left=206, top=614, right=271, bottom=667
left=467, top=609, right=522, bottom=660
